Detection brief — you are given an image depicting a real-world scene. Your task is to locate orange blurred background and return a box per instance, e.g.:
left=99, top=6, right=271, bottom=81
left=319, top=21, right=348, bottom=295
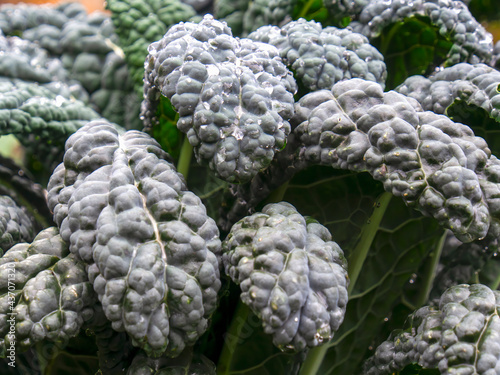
left=2, top=0, right=107, bottom=13
left=0, top=0, right=499, bottom=39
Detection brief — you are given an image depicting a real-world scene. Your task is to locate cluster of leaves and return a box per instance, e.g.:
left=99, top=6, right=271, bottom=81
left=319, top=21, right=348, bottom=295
left=1, top=0, right=500, bottom=374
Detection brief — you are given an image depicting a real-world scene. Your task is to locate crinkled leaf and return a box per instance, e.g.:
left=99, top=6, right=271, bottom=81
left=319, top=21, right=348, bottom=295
left=0, top=31, right=87, bottom=101
left=248, top=18, right=387, bottom=93
left=0, top=1, right=142, bottom=130
left=0, top=227, right=98, bottom=356
left=396, top=63, right=500, bottom=122
left=106, top=0, right=196, bottom=94
left=349, top=0, right=494, bottom=89
left=364, top=284, right=500, bottom=375
left=396, top=63, right=500, bottom=155
left=292, top=79, right=500, bottom=245
left=318, top=0, right=368, bottom=22
left=214, top=0, right=296, bottom=37
left=222, top=202, right=349, bottom=351
left=0, top=2, right=87, bottom=35
left=0, top=78, right=99, bottom=145
left=47, top=120, right=221, bottom=357
left=142, top=15, right=296, bottom=183
left=277, top=168, right=444, bottom=375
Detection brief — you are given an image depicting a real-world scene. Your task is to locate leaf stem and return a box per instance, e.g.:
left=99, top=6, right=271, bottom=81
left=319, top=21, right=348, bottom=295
left=298, top=344, right=329, bottom=375
left=348, top=192, right=392, bottom=294
left=379, top=21, right=403, bottom=57
left=490, top=265, right=500, bottom=290
left=216, top=300, right=252, bottom=375
left=298, top=0, right=316, bottom=19
left=299, top=192, right=392, bottom=375
left=414, top=229, right=447, bottom=307
left=176, top=136, right=193, bottom=180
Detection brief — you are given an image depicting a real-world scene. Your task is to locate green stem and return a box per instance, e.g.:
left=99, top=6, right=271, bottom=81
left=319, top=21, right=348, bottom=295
left=414, top=229, right=447, bottom=308
left=379, top=21, right=403, bottom=57
left=176, top=136, right=193, bottom=180
left=216, top=300, right=252, bottom=375
left=490, top=265, right=500, bottom=290
left=299, top=192, right=392, bottom=375
left=298, top=0, right=317, bottom=18
left=298, top=344, right=329, bottom=375
left=347, top=192, right=392, bottom=294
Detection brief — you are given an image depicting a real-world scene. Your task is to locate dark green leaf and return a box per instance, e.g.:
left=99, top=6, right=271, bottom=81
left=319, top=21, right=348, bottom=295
left=150, top=96, right=183, bottom=160
left=282, top=168, right=443, bottom=374
left=374, top=16, right=453, bottom=89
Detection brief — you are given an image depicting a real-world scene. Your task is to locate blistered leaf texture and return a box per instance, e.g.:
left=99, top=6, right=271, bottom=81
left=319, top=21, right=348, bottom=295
left=364, top=283, right=500, bottom=375
left=322, top=0, right=369, bottom=20
left=396, top=63, right=500, bottom=120
left=0, top=227, right=97, bottom=356
left=0, top=1, right=141, bottom=130
left=0, top=195, right=35, bottom=255
left=222, top=202, right=349, bottom=351
left=47, top=120, right=221, bottom=357
left=0, top=77, right=100, bottom=170
left=215, top=0, right=295, bottom=37
left=350, top=0, right=493, bottom=66
left=292, top=78, right=500, bottom=244
left=142, top=15, right=296, bottom=183
left=106, top=0, right=196, bottom=94
left=0, top=31, right=87, bottom=100
left=0, top=2, right=87, bottom=35
left=249, top=18, right=387, bottom=91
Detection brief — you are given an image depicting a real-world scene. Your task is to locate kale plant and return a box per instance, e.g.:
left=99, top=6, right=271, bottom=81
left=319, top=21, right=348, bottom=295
left=0, top=1, right=500, bottom=374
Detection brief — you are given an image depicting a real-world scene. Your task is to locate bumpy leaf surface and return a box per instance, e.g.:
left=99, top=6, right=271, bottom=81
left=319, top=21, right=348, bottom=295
left=248, top=18, right=387, bottom=92
left=222, top=202, right=349, bottom=351
left=321, top=0, right=369, bottom=21
left=47, top=120, right=221, bottom=357
left=0, top=227, right=97, bottom=356
left=292, top=78, right=500, bottom=244
left=0, top=1, right=141, bottom=130
left=142, top=15, right=296, bottom=183
left=214, top=0, right=295, bottom=37
left=364, top=283, right=500, bottom=375
left=0, top=195, right=34, bottom=255
left=0, top=31, right=87, bottom=101
left=350, top=0, right=493, bottom=66
left=396, top=63, right=500, bottom=121
left=0, top=2, right=87, bottom=34
left=106, top=0, right=196, bottom=94
left=0, top=77, right=100, bottom=150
